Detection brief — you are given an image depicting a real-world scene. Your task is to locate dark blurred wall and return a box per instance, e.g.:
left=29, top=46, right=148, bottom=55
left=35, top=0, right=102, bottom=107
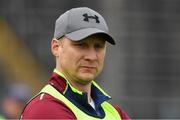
left=0, top=0, right=180, bottom=119
left=100, top=0, right=180, bottom=119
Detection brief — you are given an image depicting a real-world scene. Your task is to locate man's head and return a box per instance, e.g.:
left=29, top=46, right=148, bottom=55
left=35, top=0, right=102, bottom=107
left=51, top=7, right=115, bottom=85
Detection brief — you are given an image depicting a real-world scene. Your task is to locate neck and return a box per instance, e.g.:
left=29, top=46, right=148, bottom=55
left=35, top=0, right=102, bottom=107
left=68, top=78, right=93, bottom=103
left=55, top=68, right=93, bottom=103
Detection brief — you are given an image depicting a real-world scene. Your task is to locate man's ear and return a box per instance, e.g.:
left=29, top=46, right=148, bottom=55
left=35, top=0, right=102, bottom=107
left=51, top=38, right=60, bottom=57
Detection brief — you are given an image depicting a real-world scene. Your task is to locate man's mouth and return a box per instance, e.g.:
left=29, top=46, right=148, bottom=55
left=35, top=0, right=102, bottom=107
left=82, top=66, right=96, bottom=68
left=80, top=66, right=97, bottom=72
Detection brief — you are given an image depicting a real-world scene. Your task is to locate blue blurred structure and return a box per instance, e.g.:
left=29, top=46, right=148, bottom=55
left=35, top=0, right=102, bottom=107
left=0, top=83, right=32, bottom=119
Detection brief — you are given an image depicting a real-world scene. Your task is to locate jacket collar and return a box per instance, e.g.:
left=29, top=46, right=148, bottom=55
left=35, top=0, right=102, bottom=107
left=49, top=69, right=111, bottom=117
left=53, top=69, right=111, bottom=98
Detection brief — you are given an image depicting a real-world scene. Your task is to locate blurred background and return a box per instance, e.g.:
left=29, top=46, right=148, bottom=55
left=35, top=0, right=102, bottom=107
left=0, top=0, right=180, bottom=119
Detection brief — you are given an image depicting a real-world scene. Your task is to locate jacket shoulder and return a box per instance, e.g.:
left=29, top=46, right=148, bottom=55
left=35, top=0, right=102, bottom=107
left=113, top=105, right=131, bottom=120
left=21, top=93, right=76, bottom=119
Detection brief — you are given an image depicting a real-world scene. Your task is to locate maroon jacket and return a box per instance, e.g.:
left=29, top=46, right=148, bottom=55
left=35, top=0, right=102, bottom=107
left=21, top=71, right=130, bottom=119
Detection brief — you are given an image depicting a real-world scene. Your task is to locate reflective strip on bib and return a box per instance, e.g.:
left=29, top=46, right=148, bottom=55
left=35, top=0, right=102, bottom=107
left=40, top=85, right=121, bottom=120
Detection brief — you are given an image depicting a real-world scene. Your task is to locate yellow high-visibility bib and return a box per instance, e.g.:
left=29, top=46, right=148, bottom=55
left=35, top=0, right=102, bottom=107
left=41, top=85, right=121, bottom=120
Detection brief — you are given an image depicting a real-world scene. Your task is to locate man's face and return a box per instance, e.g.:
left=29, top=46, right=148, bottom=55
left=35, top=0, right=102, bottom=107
left=53, top=34, right=106, bottom=85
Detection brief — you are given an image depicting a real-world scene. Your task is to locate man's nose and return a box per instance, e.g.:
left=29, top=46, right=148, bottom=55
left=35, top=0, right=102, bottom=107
left=84, top=47, right=98, bottom=61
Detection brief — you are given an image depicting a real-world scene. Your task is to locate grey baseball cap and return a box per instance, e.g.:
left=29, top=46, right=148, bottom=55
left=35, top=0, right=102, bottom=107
left=54, top=7, right=115, bottom=45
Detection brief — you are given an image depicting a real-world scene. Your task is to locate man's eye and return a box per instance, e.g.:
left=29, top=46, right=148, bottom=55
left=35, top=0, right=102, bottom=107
left=77, top=43, right=84, bottom=46
left=95, top=44, right=104, bottom=49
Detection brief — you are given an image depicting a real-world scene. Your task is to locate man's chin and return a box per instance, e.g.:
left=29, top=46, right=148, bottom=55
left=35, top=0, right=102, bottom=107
left=78, top=73, right=96, bottom=82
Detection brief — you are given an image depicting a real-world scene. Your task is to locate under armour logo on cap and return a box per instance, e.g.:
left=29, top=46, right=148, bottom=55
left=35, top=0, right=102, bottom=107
left=83, top=13, right=100, bottom=23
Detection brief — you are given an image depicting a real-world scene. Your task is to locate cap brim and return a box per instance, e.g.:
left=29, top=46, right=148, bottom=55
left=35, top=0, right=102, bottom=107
left=65, top=28, right=115, bottom=45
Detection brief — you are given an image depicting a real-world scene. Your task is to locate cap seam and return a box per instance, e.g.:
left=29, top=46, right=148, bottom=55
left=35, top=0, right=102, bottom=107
left=66, top=10, right=70, bottom=35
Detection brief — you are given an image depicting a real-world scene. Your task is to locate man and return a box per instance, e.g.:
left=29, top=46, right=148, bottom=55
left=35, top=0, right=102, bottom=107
left=21, top=7, right=130, bottom=119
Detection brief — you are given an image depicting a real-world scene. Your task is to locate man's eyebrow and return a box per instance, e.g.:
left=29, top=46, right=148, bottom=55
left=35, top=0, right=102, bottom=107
left=72, top=39, right=86, bottom=44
